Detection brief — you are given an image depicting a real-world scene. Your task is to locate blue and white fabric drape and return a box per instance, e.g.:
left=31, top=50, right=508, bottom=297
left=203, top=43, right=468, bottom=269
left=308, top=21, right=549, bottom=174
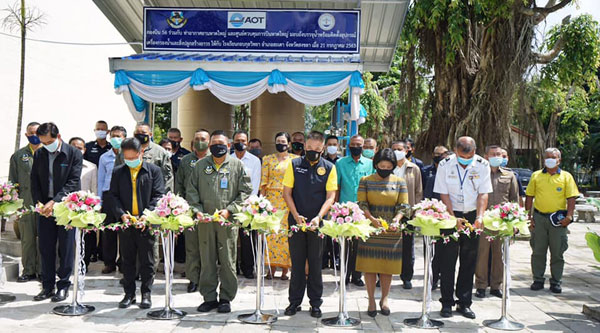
left=114, top=69, right=365, bottom=122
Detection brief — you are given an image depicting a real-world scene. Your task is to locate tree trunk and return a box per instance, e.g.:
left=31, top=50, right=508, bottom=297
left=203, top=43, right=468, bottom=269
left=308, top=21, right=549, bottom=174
left=15, top=0, right=26, bottom=152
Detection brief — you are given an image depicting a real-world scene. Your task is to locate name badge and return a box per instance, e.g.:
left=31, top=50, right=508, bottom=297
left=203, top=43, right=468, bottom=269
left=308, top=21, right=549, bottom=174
left=220, top=177, right=228, bottom=189
left=457, top=194, right=465, bottom=203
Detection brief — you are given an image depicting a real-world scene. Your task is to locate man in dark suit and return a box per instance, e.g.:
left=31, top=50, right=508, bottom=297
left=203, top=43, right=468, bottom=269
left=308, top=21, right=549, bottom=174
left=30, top=122, right=83, bottom=302
left=104, top=137, right=165, bottom=309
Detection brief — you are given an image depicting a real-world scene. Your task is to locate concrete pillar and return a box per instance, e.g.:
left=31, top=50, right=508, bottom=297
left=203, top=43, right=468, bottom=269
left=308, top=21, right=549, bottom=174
left=250, top=92, right=305, bottom=155
left=176, top=89, right=234, bottom=150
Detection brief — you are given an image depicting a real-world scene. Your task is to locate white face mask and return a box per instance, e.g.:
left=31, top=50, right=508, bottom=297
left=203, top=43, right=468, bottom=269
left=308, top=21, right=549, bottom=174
left=544, top=158, right=558, bottom=169
left=394, top=150, right=406, bottom=161
left=326, top=146, right=337, bottom=155
left=95, top=130, right=108, bottom=139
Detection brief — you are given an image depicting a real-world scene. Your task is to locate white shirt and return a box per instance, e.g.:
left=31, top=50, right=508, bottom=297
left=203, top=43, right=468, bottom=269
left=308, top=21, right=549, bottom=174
left=394, top=162, right=407, bottom=178
left=433, top=154, right=492, bottom=213
left=81, top=159, right=98, bottom=195
left=231, top=151, right=261, bottom=196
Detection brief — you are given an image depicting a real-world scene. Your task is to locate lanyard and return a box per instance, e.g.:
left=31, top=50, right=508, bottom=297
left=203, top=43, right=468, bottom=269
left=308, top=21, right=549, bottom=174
left=456, top=165, right=469, bottom=190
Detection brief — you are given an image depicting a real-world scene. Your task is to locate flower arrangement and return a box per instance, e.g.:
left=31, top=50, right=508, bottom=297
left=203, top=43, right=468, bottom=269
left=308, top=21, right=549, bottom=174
left=52, top=191, right=106, bottom=230
left=319, top=202, right=377, bottom=241
left=408, top=199, right=457, bottom=237
left=482, top=202, right=529, bottom=239
left=0, top=182, right=23, bottom=217
left=142, top=192, right=195, bottom=235
left=234, top=195, right=286, bottom=234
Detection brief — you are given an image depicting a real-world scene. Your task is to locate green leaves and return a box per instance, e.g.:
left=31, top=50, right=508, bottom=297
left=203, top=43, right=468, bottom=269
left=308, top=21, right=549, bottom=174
left=585, top=231, right=600, bottom=265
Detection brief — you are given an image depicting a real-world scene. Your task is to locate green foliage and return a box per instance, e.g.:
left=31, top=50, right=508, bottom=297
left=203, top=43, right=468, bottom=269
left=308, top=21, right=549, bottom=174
left=153, top=103, right=171, bottom=142
left=585, top=231, right=600, bottom=265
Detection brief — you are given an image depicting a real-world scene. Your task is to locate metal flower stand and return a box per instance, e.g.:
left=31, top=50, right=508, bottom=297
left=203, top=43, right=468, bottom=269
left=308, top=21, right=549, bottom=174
left=53, top=228, right=95, bottom=315
left=404, top=235, right=444, bottom=328
left=0, top=218, right=16, bottom=304
left=322, top=237, right=360, bottom=327
left=148, top=230, right=186, bottom=319
left=239, top=233, right=277, bottom=324
left=483, top=237, right=524, bottom=331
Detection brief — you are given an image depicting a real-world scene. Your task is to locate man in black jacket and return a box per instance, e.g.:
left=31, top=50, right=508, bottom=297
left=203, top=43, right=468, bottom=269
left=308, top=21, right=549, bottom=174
left=30, top=122, right=83, bottom=302
left=104, top=138, right=165, bottom=309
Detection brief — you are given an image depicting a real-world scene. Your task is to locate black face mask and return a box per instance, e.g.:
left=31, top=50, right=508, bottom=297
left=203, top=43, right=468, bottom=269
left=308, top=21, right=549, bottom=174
left=169, top=140, right=180, bottom=149
left=377, top=168, right=393, bottom=179
left=275, top=143, right=288, bottom=153
left=406, top=150, right=412, bottom=158
left=210, top=144, right=228, bottom=158
left=306, top=150, right=321, bottom=162
left=249, top=148, right=262, bottom=157
left=233, top=142, right=246, bottom=152
left=134, top=133, right=150, bottom=144
left=433, top=156, right=443, bottom=164
left=349, top=146, right=363, bottom=157
left=291, top=142, right=304, bottom=152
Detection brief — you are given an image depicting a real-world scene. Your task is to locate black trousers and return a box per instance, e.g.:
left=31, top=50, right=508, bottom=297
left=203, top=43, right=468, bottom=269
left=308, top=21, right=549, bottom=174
left=38, top=215, right=75, bottom=291
left=345, top=239, right=362, bottom=282
left=322, top=236, right=340, bottom=269
left=239, top=230, right=256, bottom=275
left=401, top=224, right=415, bottom=282
left=120, top=228, right=155, bottom=295
left=439, top=210, right=479, bottom=308
left=102, top=229, right=118, bottom=267
left=289, top=230, right=323, bottom=307
left=84, top=232, right=99, bottom=265
left=174, top=233, right=186, bottom=263
left=432, top=241, right=443, bottom=285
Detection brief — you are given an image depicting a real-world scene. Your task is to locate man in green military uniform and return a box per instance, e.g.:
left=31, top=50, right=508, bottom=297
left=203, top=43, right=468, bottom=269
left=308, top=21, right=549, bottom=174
left=175, top=129, right=210, bottom=293
left=186, top=130, right=252, bottom=314
left=9, top=122, right=42, bottom=282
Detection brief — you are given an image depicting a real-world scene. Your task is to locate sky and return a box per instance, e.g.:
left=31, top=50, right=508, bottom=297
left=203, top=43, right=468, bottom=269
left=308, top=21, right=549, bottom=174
left=0, top=0, right=599, bottom=178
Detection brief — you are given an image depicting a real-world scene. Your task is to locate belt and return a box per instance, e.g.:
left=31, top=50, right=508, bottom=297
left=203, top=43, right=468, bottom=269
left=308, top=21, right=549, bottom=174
left=534, top=209, right=551, bottom=217
left=453, top=210, right=476, bottom=215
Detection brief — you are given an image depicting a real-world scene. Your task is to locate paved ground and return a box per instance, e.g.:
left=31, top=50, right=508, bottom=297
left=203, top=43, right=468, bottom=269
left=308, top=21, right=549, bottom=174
left=1, top=223, right=600, bottom=332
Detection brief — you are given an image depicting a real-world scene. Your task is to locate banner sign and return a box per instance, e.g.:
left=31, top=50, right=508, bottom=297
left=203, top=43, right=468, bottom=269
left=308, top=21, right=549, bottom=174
left=143, top=8, right=360, bottom=54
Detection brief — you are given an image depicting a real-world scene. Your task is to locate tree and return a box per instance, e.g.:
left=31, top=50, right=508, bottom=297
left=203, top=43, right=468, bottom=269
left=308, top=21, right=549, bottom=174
left=2, top=0, right=44, bottom=151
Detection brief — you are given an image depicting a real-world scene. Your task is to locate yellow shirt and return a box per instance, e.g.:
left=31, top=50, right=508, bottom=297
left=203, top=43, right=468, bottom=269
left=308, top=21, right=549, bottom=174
left=129, top=163, right=142, bottom=216
left=525, top=168, right=579, bottom=213
left=283, top=159, right=338, bottom=192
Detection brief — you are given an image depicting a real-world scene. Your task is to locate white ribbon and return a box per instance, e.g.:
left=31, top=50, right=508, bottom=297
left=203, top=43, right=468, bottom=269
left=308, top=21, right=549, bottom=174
left=77, top=230, right=86, bottom=301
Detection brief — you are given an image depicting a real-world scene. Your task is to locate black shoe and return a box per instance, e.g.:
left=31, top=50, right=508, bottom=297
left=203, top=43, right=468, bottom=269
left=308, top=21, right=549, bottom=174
left=244, top=272, right=255, bottom=279
left=181, top=271, right=186, bottom=278
left=379, top=301, right=390, bottom=316
left=17, top=274, right=37, bottom=283
left=101, top=265, right=116, bottom=274
left=456, top=305, right=476, bottom=319
left=51, top=288, right=68, bottom=302
left=187, top=282, right=198, bottom=293
left=376, top=280, right=380, bottom=288
left=490, top=289, right=503, bottom=298
left=402, top=281, right=413, bottom=290
left=284, top=304, right=301, bottom=316
left=550, top=284, right=562, bottom=294
left=367, top=308, right=377, bottom=318
left=475, top=288, right=486, bottom=298
left=310, top=307, right=322, bottom=318
left=217, top=300, right=231, bottom=313
left=440, top=306, right=453, bottom=318
left=530, top=281, right=544, bottom=291
left=33, top=289, right=55, bottom=301
left=90, top=254, right=98, bottom=263
left=197, top=300, right=219, bottom=312
left=139, top=293, right=151, bottom=309
left=118, top=294, right=136, bottom=308
left=352, top=279, right=365, bottom=287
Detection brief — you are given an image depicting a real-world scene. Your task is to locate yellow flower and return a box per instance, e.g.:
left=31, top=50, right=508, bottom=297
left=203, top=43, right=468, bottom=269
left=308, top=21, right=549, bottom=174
left=379, top=218, right=389, bottom=230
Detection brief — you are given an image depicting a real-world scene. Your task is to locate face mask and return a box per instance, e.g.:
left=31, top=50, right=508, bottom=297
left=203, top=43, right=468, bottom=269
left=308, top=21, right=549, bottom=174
left=233, top=142, right=247, bottom=152
left=134, top=133, right=150, bottom=144
left=291, top=142, right=304, bottom=152
left=194, top=141, right=209, bottom=152
left=433, top=156, right=444, bottom=164
left=306, top=150, right=321, bottom=162
left=95, top=130, right=108, bottom=140
left=394, top=150, right=406, bottom=161
left=26, top=135, right=41, bottom=145
left=169, top=140, right=180, bottom=149
left=275, top=143, right=288, bottom=153
left=500, top=158, right=508, bottom=167
left=210, top=144, right=228, bottom=158
left=249, top=148, right=262, bottom=157
left=349, top=146, right=363, bottom=157
left=362, top=149, right=375, bottom=159
left=377, top=168, right=393, bottom=179
left=44, top=139, right=59, bottom=153
left=457, top=156, right=473, bottom=166
left=489, top=156, right=503, bottom=167
left=406, top=150, right=412, bottom=158
left=544, top=158, right=558, bottom=169
left=166, top=151, right=173, bottom=158
left=326, top=146, right=337, bottom=155
left=125, top=158, right=141, bottom=169
left=110, top=137, right=123, bottom=149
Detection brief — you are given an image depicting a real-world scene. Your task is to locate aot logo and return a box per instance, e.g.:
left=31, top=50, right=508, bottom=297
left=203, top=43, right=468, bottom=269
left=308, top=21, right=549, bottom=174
left=318, top=13, right=335, bottom=31
left=227, top=12, right=266, bottom=29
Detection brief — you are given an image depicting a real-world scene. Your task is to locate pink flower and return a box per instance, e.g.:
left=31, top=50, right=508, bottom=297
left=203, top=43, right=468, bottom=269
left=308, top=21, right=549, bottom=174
left=2, top=195, right=10, bottom=201
left=336, top=217, right=344, bottom=224
left=68, top=193, right=78, bottom=202
left=344, top=216, right=353, bottom=223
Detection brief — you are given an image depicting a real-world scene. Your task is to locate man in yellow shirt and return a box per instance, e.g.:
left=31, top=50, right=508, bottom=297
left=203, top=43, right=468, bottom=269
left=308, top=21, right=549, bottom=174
left=282, top=131, right=337, bottom=318
left=525, top=147, right=579, bottom=294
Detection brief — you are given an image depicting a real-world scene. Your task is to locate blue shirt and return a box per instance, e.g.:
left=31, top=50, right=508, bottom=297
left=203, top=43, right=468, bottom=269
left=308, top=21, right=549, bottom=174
left=98, top=149, right=116, bottom=194
left=336, top=155, right=375, bottom=203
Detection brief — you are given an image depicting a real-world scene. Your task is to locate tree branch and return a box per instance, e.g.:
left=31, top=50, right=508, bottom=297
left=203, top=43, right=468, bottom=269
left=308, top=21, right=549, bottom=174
left=532, top=15, right=570, bottom=64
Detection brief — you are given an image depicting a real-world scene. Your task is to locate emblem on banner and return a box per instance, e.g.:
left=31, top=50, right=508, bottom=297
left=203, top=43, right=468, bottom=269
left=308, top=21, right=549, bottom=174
left=167, top=11, right=187, bottom=29
left=318, top=13, right=335, bottom=31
